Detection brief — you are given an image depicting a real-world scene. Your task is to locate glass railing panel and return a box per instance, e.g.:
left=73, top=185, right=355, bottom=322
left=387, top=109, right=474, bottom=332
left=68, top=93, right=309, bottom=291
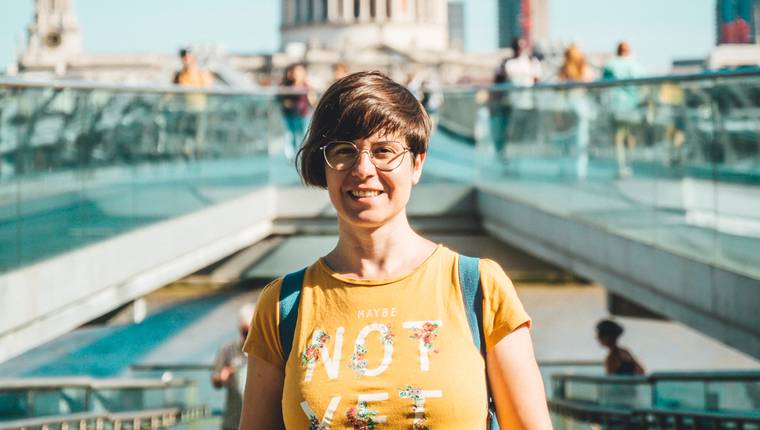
left=0, top=86, right=19, bottom=272
left=553, top=375, right=651, bottom=410
left=0, top=83, right=283, bottom=275
left=550, top=412, right=597, bottom=430
left=708, top=75, right=760, bottom=278
left=654, top=378, right=760, bottom=414
left=0, top=391, right=28, bottom=420
left=59, top=387, right=88, bottom=415
left=598, top=381, right=651, bottom=409
left=539, top=362, right=605, bottom=398
left=648, top=79, right=719, bottom=268
left=32, top=391, right=66, bottom=416
left=441, top=71, right=760, bottom=283
left=426, top=89, right=480, bottom=184
left=437, top=88, right=479, bottom=143
left=162, top=382, right=199, bottom=410
left=0, top=387, right=91, bottom=421
left=654, top=380, right=706, bottom=409
left=128, top=367, right=223, bottom=416
left=706, top=380, right=760, bottom=412
left=563, top=380, right=601, bottom=404
left=92, top=388, right=145, bottom=412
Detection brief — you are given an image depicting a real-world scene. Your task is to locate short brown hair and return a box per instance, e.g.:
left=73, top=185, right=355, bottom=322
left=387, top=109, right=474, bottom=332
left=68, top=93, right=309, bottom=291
left=296, top=71, right=431, bottom=188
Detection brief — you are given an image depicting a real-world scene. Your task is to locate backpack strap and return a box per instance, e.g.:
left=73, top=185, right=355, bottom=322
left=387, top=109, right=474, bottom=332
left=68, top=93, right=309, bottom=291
left=458, top=255, right=485, bottom=354
left=278, top=267, right=307, bottom=361
left=458, top=254, right=500, bottom=430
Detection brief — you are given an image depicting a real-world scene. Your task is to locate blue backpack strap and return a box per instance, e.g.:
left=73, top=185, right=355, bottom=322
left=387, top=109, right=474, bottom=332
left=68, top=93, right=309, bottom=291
left=458, top=254, right=500, bottom=430
left=278, top=267, right=307, bottom=361
left=459, top=255, right=484, bottom=353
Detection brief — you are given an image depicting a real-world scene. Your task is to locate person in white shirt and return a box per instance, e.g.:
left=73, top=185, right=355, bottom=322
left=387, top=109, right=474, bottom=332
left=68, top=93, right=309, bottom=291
left=502, top=38, right=542, bottom=153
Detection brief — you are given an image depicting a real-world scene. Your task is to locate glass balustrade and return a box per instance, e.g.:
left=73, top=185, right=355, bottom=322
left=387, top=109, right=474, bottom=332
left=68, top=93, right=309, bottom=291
left=551, top=371, right=760, bottom=417
left=0, top=82, right=289, bottom=274
left=0, top=378, right=198, bottom=421
left=653, top=372, right=760, bottom=414
left=436, top=70, right=760, bottom=281
left=2, top=70, right=759, bottom=283
left=128, top=366, right=224, bottom=416
left=553, top=374, right=651, bottom=410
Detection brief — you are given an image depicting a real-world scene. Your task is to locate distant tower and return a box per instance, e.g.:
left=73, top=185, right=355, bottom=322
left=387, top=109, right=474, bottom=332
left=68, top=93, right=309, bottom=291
left=20, top=0, right=83, bottom=72
left=716, top=0, right=757, bottom=44
left=756, top=0, right=760, bottom=42
left=280, top=0, right=449, bottom=52
left=497, top=0, right=548, bottom=49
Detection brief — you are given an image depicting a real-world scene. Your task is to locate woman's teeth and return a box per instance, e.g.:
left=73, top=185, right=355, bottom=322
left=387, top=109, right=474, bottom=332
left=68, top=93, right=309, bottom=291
left=350, top=190, right=382, bottom=198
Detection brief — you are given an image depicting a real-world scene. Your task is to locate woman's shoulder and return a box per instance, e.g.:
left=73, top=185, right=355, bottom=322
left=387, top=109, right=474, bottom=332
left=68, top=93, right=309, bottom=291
left=443, top=249, right=511, bottom=284
left=477, top=257, right=512, bottom=286
left=255, top=277, right=284, bottom=313
left=261, top=260, right=328, bottom=301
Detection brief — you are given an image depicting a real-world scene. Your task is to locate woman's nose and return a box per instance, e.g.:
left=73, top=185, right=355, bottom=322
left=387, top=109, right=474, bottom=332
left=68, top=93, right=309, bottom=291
left=352, top=150, right=376, bottom=175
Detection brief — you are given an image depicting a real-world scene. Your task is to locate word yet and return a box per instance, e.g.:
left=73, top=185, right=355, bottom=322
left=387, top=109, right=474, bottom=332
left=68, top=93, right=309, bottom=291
left=301, top=389, right=442, bottom=429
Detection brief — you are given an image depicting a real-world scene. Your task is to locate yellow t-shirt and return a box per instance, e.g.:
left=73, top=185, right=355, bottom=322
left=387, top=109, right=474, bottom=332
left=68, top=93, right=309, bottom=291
left=243, top=245, right=531, bottom=429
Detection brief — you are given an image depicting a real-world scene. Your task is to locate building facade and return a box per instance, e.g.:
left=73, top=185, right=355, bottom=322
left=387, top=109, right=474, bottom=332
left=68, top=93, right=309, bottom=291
left=497, top=0, right=548, bottom=49
left=13, top=0, right=505, bottom=86
left=716, top=0, right=758, bottom=44
left=447, top=1, right=465, bottom=51
left=19, top=0, right=83, bottom=74
left=281, top=0, right=449, bottom=52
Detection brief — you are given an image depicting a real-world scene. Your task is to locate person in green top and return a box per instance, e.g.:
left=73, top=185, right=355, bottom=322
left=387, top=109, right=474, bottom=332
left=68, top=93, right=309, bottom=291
left=603, top=41, right=645, bottom=178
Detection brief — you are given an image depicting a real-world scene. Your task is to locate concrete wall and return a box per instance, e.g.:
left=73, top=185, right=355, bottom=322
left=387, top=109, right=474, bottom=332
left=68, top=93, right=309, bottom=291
left=477, top=188, right=760, bottom=359
left=0, top=187, right=276, bottom=363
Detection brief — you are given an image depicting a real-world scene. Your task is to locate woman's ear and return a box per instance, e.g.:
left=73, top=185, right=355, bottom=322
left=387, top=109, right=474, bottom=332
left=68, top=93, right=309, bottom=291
left=411, top=152, right=426, bottom=185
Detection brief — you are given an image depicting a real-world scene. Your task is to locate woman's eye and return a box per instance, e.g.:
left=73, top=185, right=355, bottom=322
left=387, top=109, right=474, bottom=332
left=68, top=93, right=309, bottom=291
left=374, top=145, right=396, bottom=154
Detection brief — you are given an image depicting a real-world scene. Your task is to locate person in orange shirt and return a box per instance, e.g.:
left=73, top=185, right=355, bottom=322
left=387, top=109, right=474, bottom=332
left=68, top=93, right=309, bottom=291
left=173, top=48, right=213, bottom=158
left=239, top=72, right=551, bottom=429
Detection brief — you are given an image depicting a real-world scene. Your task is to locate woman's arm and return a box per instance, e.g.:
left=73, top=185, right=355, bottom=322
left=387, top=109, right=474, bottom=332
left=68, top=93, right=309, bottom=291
left=486, top=325, right=553, bottom=430
left=239, top=354, right=286, bottom=430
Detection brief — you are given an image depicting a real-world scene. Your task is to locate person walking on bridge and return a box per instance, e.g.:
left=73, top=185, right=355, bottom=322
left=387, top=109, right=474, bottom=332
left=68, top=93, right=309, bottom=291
left=596, top=319, right=645, bottom=375
left=238, top=71, right=551, bottom=429
left=211, top=303, right=254, bottom=430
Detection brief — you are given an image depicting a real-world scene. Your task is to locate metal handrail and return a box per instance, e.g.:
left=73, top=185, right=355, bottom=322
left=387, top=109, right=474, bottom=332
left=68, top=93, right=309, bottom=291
left=442, top=67, right=760, bottom=93
left=552, top=369, right=760, bottom=385
left=0, top=406, right=209, bottom=430
left=648, top=370, right=760, bottom=382
left=549, top=398, right=760, bottom=429
left=129, top=359, right=606, bottom=372
left=2, top=67, right=759, bottom=95
left=130, top=364, right=214, bottom=371
left=0, top=378, right=193, bottom=390
left=0, top=76, right=302, bottom=97
left=552, top=374, right=649, bottom=385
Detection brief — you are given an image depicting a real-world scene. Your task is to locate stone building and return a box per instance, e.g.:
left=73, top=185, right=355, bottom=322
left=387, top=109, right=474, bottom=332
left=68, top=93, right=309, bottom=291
left=12, top=0, right=507, bottom=87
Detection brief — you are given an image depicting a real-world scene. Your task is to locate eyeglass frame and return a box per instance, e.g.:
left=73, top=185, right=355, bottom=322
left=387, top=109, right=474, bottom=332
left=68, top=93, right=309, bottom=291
left=319, top=140, right=412, bottom=172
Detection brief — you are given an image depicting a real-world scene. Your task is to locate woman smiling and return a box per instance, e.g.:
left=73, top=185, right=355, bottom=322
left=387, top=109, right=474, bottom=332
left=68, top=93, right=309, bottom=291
left=239, top=71, right=551, bottom=430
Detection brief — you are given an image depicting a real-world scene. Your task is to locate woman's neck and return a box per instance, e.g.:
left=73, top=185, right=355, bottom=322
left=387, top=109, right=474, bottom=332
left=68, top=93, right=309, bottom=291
left=326, top=212, right=436, bottom=279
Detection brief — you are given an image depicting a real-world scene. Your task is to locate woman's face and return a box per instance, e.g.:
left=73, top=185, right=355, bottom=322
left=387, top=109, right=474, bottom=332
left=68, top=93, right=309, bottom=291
left=324, top=131, right=425, bottom=230
left=293, top=65, right=306, bottom=83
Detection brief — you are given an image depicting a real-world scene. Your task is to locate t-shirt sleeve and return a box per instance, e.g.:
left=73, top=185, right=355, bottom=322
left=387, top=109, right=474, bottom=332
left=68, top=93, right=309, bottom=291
left=242, top=279, right=285, bottom=369
left=479, top=258, right=532, bottom=351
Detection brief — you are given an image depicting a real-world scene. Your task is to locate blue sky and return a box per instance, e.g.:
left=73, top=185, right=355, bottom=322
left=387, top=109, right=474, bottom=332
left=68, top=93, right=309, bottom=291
left=0, top=0, right=714, bottom=74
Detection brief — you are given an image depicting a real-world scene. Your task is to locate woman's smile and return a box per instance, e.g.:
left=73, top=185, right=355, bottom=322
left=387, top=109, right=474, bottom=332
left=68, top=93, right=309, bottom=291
left=347, top=188, right=385, bottom=201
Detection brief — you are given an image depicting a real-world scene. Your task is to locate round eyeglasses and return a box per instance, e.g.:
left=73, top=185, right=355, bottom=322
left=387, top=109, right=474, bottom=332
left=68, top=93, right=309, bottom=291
left=320, top=140, right=410, bottom=172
